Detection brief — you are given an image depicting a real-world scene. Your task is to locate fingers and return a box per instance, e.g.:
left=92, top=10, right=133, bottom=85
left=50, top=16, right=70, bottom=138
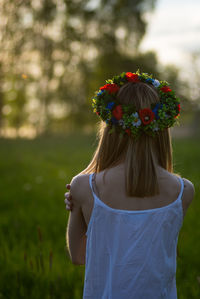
left=64, top=197, right=73, bottom=211
left=66, top=184, right=71, bottom=190
left=65, top=192, right=72, bottom=200
left=65, top=200, right=73, bottom=211
left=64, top=185, right=73, bottom=211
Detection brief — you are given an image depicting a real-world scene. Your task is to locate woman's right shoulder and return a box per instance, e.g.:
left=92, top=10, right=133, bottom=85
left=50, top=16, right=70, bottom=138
left=70, top=173, right=91, bottom=188
left=170, top=172, right=195, bottom=200
left=181, top=177, right=195, bottom=216
left=182, top=178, right=195, bottom=201
left=70, top=173, right=91, bottom=199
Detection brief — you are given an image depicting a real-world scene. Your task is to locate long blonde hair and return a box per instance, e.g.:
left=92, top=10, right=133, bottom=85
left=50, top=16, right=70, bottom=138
left=81, top=82, right=173, bottom=197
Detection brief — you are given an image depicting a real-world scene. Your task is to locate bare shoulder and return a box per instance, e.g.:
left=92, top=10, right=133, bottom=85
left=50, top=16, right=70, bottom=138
left=161, top=170, right=195, bottom=213
left=182, top=178, right=195, bottom=202
left=179, top=177, right=195, bottom=218
left=70, top=173, right=90, bottom=201
left=167, top=171, right=195, bottom=198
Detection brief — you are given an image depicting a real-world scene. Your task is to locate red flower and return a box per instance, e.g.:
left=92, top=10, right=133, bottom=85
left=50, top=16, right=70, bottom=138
left=126, top=72, right=140, bottom=82
left=100, top=83, right=120, bottom=94
left=161, top=86, right=172, bottom=93
left=96, top=111, right=100, bottom=115
left=139, top=108, right=155, bottom=125
left=175, top=103, right=181, bottom=118
left=125, top=128, right=131, bottom=136
left=112, top=105, right=123, bottom=120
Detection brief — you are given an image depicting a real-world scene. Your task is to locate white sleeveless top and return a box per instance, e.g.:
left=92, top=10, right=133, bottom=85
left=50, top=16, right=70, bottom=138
left=83, top=173, right=184, bottom=299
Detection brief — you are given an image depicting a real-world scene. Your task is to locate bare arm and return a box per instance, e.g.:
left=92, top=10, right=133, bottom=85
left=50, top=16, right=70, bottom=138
left=65, top=176, right=87, bottom=265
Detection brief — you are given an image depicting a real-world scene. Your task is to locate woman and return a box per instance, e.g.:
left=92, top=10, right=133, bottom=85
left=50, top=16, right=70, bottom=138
left=65, top=71, right=194, bottom=298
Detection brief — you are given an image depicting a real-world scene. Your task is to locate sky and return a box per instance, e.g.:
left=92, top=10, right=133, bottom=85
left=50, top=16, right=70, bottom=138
left=140, top=0, right=200, bottom=71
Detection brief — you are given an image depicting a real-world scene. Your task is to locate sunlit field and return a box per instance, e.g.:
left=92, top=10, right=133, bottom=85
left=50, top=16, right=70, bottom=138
left=0, top=133, right=200, bottom=299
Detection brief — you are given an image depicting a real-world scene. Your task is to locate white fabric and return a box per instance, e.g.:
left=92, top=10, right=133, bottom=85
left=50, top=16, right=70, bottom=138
left=83, top=173, right=184, bottom=299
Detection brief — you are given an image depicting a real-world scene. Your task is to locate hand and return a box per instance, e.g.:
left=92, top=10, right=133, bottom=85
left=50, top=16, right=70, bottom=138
left=64, top=184, right=73, bottom=211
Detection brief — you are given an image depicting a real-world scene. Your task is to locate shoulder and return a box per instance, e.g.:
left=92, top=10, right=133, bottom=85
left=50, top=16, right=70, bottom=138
left=168, top=172, right=195, bottom=196
left=164, top=171, right=195, bottom=205
left=182, top=178, right=195, bottom=201
left=179, top=177, right=195, bottom=217
left=70, top=173, right=91, bottom=202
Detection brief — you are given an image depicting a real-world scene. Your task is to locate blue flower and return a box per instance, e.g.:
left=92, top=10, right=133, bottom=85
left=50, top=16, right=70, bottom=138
left=106, top=102, right=115, bottom=110
left=146, top=78, right=154, bottom=84
left=111, top=117, right=118, bottom=125
left=97, top=90, right=104, bottom=96
left=152, top=79, right=160, bottom=88
left=152, top=103, right=163, bottom=120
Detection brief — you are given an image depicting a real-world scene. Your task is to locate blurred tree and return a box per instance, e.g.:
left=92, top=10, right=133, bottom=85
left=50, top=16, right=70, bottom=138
left=159, top=64, right=190, bottom=104
left=0, top=0, right=62, bottom=134
left=0, top=63, right=4, bottom=132
left=0, top=2, right=30, bottom=134
left=62, top=0, right=158, bottom=129
left=6, top=78, right=27, bottom=133
left=2, top=0, right=192, bottom=136
left=64, top=0, right=157, bottom=54
left=188, top=52, right=200, bottom=135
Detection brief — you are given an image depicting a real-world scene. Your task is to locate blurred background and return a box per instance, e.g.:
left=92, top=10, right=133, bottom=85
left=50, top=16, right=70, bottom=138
left=0, top=0, right=200, bottom=298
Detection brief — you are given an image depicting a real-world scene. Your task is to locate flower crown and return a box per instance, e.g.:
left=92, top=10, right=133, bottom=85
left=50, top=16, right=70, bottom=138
left=92, top=70, right=180, bottom=137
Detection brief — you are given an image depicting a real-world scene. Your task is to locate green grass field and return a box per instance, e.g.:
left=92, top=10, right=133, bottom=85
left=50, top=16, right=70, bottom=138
left=0, top=133, right=200, bottom=298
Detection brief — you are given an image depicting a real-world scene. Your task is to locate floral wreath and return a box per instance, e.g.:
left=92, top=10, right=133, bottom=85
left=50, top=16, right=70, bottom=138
left=92, top=70, right=180, bottom=137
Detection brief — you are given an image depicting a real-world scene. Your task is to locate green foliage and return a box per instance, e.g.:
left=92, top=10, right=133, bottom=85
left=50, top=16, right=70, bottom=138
left=1, top=0, right=167, bottom=135
left=0, top=134, right=200, bottom=298
left=1, top=0, right=195, bottom=138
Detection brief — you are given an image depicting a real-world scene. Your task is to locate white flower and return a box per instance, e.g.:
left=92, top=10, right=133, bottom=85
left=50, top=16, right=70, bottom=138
left=118, top=119, right=126, bottom=129
left=118, top=119, right=124, bottom=126
left=131, top=112, right=142, bottom=127
left=132, top=119, right=142, bottom=127
left=152, top=120, right=160, bottom=131
left=152, top=79, right=160, bottom=88
left=153, top=126, right=159, bottom=132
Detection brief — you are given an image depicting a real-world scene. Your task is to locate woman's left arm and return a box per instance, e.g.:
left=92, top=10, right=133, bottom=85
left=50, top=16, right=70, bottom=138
left=66, top=176, right=87, bottom=265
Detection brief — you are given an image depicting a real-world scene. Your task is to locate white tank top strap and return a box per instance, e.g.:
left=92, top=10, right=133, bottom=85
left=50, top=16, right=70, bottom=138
left=89, top=173, right=96, bottom=196
left=178, top=177, right=184, bottom=200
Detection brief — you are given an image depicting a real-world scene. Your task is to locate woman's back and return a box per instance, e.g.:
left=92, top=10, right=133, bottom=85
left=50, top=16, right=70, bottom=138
left=94, top=164, right=182, bottom=209
left=79, top=164, right=194, bottom=227
left=66, top=71, right=195, bottom=299
left=79, top=166, right=194, bottom=299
